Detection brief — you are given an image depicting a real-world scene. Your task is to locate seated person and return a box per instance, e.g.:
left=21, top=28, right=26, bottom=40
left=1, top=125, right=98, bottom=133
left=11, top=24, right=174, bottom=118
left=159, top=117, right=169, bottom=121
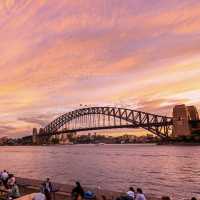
left=71, top=182, right=84, bottom=200
left=135, top=188, right=146, bottom=200
left=161, top=197, right=171, bottom=200
left=32, top=193, right=46, bottom=200
left=126, top=187, right=135, bottom=200
left=7, top=175, right=16, bottom=187
left=7, top=183, right=20, bottom=199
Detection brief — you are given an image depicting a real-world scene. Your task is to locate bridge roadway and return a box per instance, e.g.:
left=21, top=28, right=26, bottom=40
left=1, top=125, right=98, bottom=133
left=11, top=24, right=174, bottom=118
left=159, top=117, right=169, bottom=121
left=42, top=122, right=173, bottom=137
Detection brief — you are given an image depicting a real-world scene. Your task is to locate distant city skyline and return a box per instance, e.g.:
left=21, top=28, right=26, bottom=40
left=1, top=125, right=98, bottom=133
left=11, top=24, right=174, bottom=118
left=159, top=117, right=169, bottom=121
left=1, top=0, right=200, bottom=137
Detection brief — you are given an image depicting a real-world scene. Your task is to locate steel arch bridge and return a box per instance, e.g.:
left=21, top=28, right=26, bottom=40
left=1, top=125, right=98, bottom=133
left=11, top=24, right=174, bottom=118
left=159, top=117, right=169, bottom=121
left=42, top=107, right=173, bottom=138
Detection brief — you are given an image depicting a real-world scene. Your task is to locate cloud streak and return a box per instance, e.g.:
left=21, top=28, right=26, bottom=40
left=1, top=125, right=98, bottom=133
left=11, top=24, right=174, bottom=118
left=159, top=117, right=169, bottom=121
left=0, top=0, right=200, bottom=137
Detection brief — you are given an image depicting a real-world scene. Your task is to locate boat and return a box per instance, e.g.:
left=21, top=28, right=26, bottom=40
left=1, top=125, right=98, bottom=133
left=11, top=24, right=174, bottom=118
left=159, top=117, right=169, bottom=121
left=95, top=143, right=105, bottom=146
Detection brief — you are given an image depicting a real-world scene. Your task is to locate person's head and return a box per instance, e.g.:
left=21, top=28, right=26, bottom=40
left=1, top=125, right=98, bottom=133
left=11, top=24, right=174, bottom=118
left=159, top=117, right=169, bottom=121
left=46, top=178, right=50, bottom=182
left=102, top=195, right=106, bottom=200
left=129, top=187, right=134, bottom=192
left=76, top=181, right=81, bottom=187
left=136, top=188, right=143, bottom=194
left=161, top=196, right=171, bottom=200
left=3, top=170, right=6, bottom=172
left=191, top=197, right=197, bottom=200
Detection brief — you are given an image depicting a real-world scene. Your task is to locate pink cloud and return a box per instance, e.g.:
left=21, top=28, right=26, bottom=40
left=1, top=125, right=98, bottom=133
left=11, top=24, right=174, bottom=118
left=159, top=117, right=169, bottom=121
left=0, top=0, right=200, bottom=137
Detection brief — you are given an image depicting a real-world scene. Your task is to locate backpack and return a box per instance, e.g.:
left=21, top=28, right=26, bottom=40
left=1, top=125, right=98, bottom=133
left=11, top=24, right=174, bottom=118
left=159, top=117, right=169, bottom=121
left=84, top=191, right=96, bottom=200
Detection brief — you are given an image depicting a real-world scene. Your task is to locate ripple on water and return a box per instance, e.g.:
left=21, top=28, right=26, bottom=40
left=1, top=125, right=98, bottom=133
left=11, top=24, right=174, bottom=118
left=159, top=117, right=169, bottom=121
left=0, top=145, right=200, bottom=200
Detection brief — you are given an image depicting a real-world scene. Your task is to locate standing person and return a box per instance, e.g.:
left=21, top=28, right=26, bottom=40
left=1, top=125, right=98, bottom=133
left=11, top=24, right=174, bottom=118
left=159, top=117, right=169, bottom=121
left=42, top=178, right=53, bottom=200
left=1, top=170, right=9, bottom=188
left=71, top=182, right=84, bottom=200
left=135, top=188, right=146, bottom=200
left=126, top=187, right=135, bottom=200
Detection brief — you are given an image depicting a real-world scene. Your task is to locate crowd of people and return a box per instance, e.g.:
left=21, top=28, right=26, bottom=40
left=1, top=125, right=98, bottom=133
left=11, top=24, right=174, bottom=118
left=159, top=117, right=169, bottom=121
left=0, top=170, right=20, bottom=199
left=124, top=187, right=198, bottom=200
left=0, top=171, right=199, bottom=200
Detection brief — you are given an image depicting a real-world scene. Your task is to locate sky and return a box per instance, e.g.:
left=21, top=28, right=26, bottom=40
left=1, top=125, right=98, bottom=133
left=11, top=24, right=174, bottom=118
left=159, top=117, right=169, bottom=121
left=0, top=0, right=200, bottom=138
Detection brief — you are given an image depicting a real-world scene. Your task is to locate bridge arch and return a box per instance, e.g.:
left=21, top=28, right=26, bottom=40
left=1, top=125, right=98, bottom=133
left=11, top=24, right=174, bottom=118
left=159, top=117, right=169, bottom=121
left=43, top=107, right=173, bottom=138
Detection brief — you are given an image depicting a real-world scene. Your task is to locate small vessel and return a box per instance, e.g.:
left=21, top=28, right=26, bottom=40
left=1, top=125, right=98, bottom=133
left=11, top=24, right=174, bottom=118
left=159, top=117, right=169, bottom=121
left=67, top=142, right=74, bottom=145
left=95, top=143, right=105, bottom=146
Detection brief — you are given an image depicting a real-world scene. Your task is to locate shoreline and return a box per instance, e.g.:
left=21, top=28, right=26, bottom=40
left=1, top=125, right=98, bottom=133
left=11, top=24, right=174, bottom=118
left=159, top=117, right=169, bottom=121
left=1, top=142, right=200, bottom=147
left=16, top=177, right=160, bottom=200
left=157, top=142, right=200, bottom=146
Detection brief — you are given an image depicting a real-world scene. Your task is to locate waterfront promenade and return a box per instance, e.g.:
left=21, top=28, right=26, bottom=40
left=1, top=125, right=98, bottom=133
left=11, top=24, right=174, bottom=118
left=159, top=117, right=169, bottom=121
left=15, top=177, right=159, bottom=200
left=0, top=176, right=159, bottom=200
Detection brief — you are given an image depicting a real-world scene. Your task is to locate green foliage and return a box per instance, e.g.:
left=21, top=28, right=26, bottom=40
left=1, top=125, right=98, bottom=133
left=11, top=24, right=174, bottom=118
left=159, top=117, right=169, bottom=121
left=172, top=133, right=200, bottom=143
left=51, top=138, right=60, bottom=144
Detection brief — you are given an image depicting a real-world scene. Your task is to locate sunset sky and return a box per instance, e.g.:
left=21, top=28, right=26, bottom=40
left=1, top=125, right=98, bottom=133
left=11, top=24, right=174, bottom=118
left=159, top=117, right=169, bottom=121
left=1, top=0, right=200, bottom=138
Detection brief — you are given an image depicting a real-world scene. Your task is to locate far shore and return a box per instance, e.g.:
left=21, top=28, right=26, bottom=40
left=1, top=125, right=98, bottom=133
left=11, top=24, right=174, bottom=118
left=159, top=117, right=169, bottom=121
left=1, top=142, right=200, bottom=147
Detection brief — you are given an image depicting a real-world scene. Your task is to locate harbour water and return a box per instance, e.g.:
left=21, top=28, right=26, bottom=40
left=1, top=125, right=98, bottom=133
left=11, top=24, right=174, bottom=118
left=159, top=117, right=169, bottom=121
left=0, top=144, right=200, bottom=199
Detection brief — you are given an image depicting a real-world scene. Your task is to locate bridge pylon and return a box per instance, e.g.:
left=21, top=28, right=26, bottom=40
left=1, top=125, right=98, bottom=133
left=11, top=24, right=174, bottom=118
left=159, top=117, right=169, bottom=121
left=172, top=104, right=199, bottom=137
left=32, top=128, right=38, bottom=144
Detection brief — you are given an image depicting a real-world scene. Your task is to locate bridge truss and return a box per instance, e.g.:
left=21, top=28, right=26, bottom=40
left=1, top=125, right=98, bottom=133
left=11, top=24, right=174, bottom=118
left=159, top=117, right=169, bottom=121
left=43, top=107, right=173, bottom=138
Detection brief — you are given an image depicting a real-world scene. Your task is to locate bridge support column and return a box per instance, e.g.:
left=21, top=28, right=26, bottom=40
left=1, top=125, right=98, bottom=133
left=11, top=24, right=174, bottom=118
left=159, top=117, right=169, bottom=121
left=173, top=104, right=191, bottom=137
left=39, top=128, right=44, bottom=134
left=32, top=128, right=38, bottom=144
left=54, top=134, right=60, bottom=144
